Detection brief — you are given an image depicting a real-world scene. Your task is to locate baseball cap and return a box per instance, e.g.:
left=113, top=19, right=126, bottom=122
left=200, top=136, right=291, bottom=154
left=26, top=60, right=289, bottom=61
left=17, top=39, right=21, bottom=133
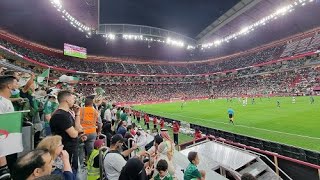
left=111, top=134, right=126, bottom=144
left=94, top=139, right=104, bottom=149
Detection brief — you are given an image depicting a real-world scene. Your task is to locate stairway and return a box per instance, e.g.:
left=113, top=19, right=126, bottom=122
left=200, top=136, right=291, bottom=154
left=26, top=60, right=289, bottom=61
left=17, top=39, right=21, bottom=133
left=238, top=159, right=281, bottom=180
left=239, top=161, right=267, bottom=177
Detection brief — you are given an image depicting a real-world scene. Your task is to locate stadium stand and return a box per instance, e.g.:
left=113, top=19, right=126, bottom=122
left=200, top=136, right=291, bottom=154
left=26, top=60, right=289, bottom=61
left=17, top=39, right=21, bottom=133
left=1, top=28, right=319, bottom=76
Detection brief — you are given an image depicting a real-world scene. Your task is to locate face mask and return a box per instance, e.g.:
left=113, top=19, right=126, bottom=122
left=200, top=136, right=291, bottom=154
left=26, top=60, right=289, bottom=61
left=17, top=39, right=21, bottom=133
left=11, top=89, right=20, bottom=96
left=47, top=101, right=52, bottom=107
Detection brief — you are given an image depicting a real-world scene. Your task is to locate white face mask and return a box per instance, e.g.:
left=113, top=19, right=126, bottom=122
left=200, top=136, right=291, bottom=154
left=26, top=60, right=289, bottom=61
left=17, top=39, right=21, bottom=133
left=11, top=89, right=20, bottom=96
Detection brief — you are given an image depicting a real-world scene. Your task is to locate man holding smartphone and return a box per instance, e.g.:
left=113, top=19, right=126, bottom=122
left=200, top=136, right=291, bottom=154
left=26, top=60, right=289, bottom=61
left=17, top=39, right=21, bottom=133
left=50, top=90, right=86, bottom=171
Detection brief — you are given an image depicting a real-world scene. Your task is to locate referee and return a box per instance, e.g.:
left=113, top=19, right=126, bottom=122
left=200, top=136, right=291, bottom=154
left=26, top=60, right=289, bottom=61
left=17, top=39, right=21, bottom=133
left=227, top=107, right=235, bottom=125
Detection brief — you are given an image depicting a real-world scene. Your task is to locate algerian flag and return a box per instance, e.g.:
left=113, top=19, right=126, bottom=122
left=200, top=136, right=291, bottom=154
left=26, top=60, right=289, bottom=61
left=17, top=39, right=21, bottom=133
left=0, top=112, right=24, bottom=157
left=37, top=68, right=50, bottom=84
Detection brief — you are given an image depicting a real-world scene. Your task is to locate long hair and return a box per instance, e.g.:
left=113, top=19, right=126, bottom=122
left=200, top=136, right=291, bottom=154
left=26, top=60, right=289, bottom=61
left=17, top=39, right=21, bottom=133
left=37, top=135, right=62, bottom=159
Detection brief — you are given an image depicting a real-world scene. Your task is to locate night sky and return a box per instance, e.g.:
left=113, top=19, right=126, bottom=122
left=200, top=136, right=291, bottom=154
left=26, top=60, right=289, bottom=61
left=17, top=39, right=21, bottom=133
left=0, top=0, right=320, bottom=60
left=99, top=0, right=240, bottom=37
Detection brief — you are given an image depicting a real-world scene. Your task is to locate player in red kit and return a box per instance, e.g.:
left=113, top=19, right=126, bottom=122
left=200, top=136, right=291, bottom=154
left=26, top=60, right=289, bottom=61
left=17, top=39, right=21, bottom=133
left=194, top=129, right=202, bottom=139
left=153, top=116, right=158, bottom=129
left=160, top=118, right=165, bottom=129
left=136, top=111, right=141, bottom=123
left=172, top=121, right=180, bottom=145
left=145, top=114, right=150, bottom=130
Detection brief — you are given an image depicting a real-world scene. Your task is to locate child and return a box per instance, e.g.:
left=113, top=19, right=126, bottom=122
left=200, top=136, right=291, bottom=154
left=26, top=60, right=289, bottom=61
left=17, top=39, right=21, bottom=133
left=154, top=159, right=173, bottom=180
left=184, top=151, right=206, bottom=180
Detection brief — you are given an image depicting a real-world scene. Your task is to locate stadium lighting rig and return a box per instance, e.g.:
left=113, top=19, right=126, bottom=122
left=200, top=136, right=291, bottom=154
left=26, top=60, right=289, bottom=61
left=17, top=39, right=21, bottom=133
left=201, top=0, right=316, bottom=49
left=50, top=0, right=92, bottom=36
left=102, top=33, right=195, bottom=49
left=49, top=0, right=196, bottom=49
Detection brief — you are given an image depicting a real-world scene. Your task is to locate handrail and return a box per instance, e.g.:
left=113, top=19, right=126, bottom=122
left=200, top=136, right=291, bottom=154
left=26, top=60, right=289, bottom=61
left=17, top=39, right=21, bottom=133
left=98, top=146, right=109, bottom=179
left=127, top=138, right=136, bottom=158
left=209, top=136, right=320, bottom=170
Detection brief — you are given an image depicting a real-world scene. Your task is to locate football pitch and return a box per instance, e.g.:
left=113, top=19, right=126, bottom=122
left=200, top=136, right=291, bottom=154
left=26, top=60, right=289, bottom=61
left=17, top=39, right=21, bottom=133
left=134, top=96, right=320, bottom=152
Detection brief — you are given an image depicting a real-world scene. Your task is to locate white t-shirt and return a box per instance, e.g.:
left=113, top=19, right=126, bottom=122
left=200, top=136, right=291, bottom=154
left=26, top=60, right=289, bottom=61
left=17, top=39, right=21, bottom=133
left=0, top=95, right=14, bottom=114
left=104, top=152, right=127, bottom=180
left=104, top=109, right=112, bottom=122
left=111, top=108, right=117, bottom=120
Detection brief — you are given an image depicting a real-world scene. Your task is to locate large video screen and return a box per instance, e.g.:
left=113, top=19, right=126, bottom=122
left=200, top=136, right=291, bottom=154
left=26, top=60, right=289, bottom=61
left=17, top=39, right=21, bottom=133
left=64, top=43, right=87, bottom=59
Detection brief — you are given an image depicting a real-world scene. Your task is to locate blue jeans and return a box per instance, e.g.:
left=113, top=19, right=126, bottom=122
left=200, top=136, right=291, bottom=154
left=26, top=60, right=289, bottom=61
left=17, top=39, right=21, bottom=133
left=84, top=133, right=97, bottom=157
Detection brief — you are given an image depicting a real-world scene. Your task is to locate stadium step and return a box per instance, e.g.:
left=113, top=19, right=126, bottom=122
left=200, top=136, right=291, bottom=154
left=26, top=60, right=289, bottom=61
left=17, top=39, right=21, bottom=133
left=239, top=161, right=268, bottom=177
left=257, top=171, right=280, bottom=180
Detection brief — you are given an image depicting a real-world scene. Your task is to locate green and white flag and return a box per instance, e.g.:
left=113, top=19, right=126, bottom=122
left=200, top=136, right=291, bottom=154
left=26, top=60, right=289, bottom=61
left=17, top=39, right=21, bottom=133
left=59, top=75, right=79, bottom=83
left=37, top=68, right=50, bottom=84
left=0, top=112, right=24, bottom=157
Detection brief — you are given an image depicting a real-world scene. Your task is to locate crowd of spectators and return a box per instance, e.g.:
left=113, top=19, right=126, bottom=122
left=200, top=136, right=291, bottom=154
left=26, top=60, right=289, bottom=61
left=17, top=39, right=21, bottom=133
left=0, top=39, right=288, bottom=75
left=0, top=64, right=217, bottom=180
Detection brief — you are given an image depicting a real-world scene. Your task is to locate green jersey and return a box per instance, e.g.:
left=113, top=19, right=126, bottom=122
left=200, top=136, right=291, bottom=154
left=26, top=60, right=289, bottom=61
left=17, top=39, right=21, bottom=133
left=184, top=163, right=201, bottom=180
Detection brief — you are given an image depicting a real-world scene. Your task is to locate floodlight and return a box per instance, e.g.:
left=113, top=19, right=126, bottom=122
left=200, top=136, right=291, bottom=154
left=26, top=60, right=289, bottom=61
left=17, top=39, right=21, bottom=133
left=53, top=0, right=61, bottom=6
left=108, top=33, right=115, bottom=40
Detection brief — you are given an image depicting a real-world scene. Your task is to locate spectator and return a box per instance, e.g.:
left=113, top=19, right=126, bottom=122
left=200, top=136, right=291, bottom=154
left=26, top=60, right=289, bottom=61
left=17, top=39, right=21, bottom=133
left=103, top=104, right=112, bottom=122
left=0, top=76, right=18, bottom=113
left=130, top=123, right=137, bottom=136
left=43, top=95, right=58, bottom=136
left=117, top=120, right=127, bottom=137
left=87, top=139, right=105, bottom=180
left=0, top=75, right=19, bottom=180
left=101, top=121, right=113, bottom=147
left=120, top=108, right=128, bottom=121
left=135, top=128, right=147, bottom=151
left=154, top=159, right=173, bottom=180
left=153, top=141, right=175, bottom=178
left=160, top=129, right=174, bottom=160
left=104, top=134, right=137, bottom=180
left=119, top=158, right=153, bottom=180
left=147, top=134, right=163, bottom=157
left=79, top=97, right=99, bottom=158
left=36, top=135, right=74, bottom=180
left=50, top=91, right=85, bottom=171
left=43, top=95, right=58, bottom=122
left=12, top=149, right=53, bottom=180
left=184, top=151, right=206, bottom=180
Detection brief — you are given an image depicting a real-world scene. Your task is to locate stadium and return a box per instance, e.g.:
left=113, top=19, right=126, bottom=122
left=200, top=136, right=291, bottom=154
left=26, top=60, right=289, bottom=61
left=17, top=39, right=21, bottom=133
left=1, top=0, right=320, bottom=179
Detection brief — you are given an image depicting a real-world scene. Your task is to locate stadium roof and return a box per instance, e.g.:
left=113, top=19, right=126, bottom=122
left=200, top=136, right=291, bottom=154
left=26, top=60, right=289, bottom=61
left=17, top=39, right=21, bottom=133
left=196, top=0, right=262, bottom=42
left=0, top=0, right=320, bottom=61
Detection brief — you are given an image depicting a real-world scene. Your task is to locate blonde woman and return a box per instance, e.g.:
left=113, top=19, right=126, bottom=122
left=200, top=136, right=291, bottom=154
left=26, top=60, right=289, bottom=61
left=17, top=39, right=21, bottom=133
left=37, top=135, right=75, bottom=180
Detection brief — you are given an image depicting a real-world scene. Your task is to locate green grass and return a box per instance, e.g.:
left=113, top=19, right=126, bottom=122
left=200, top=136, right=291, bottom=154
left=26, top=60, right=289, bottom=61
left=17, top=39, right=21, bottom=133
left=134, top=96, right=320, bottom=152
